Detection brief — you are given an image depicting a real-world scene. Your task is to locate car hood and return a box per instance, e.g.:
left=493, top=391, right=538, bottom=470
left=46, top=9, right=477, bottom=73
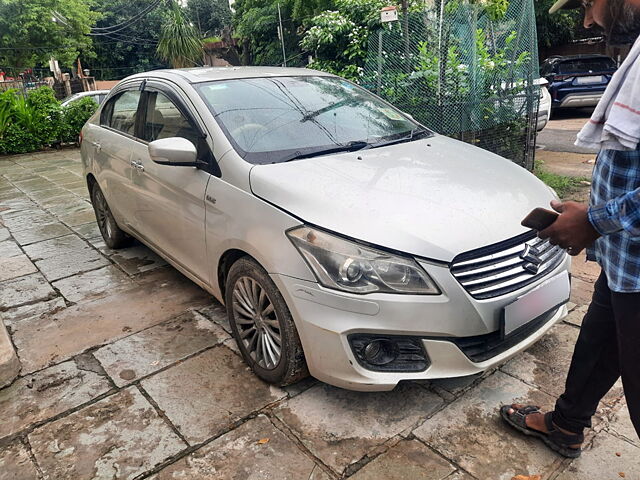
left=249, top=135, right=555, bottom=262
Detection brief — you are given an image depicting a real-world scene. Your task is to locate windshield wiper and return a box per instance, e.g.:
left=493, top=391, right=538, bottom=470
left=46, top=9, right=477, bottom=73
left=300, top=99, right=357, bottom=122
left=280, top=141, right=370, bottom=163
left=367, top=128, right=431, bottom=149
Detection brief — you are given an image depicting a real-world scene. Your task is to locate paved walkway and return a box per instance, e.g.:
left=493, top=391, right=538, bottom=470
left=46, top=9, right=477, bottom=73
left=0, top=150, right=637, bottom=480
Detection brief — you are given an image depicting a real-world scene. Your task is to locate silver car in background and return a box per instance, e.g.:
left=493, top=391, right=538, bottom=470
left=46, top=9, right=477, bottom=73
left=81, top=67, right=570, bottom=391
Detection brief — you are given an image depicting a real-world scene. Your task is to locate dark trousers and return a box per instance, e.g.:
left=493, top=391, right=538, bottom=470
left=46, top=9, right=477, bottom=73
left=552, top=271, right=640, bottom=438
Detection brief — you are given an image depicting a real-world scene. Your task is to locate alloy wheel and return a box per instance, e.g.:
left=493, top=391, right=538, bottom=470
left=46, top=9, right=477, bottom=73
left=94, top=188, right=111, bottom=240
left=232, top=276, right=282, bottom=369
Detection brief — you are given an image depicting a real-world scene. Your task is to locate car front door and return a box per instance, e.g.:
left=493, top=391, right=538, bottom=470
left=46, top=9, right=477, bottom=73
left=93, top=88, right=143, bottom=228
left=128, top=84, right=212, bottom=284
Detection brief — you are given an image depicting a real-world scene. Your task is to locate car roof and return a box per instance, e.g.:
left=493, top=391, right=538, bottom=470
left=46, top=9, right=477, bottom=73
left=544, top=54, right=615, bottom=63
left=124, top=66, right=334, bottom=84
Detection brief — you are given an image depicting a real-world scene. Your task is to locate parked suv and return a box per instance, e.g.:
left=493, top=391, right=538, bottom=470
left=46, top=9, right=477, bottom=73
left=541, top=54, right=617, bottom=110
left=81, top=67, right=570, bottom=391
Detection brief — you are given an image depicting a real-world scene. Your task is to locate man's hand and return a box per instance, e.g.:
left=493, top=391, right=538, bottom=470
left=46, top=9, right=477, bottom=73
left=538, top=200, right=601, bottom=256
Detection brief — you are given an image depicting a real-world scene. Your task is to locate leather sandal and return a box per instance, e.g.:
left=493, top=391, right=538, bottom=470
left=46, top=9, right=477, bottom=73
left=500, top=405, right=583, bottom=458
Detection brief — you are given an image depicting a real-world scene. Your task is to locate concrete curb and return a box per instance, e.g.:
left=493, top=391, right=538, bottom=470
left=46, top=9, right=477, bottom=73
left=0, top=321, right=20, bottom=388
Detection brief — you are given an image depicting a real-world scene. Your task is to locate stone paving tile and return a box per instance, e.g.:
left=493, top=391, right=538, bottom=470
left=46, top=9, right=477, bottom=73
left=570, top=252, right=601, bottom=283
left=58, top=209, right=97, bottom=227
left=608, top=402, right=639, bottom=448
left=109, top=245, right=169, bottom=275
left=36, top=193, right=79, bottom=208
left=0, top=273, right=57, bottom=311
left=0, top=255, right=37, bottom=282
left=0, top=226, right=10, bottom=241
left=0, top=239, right=22, bottom=257
left=23, top=233, right=86, bottom=260
left=71, top=221, right=101, bottom=240
left=0, top=360, right=112, bottom=440
left=10, top=222, right=72, bottom=246
left=1, top=210, right=56, bottom=232
left=29, top=387, right=186, bottom=480
left=413, top=371, right=558, bottom=480
left=501, top=323, right=578, bottom=398
left=23, top=234, right=109, bottom=281
left=94, top=311, right=229, bottom=387
left=348, top=439, right=455, bottom=480
left=196, top=301, right=230, bottom=333
left=1, top=297, right=67, bottom=329
left=44, top=200, right=92, bottom=218
left=150, top=414, right=328, bottom=480
left=570, top=276, right=594, bottom=307
left=274, top=382, right=444, bottom=474
left=0, top=440, right=40, bottom=480
left=555, top=431, right=640, bottom=480
left=142, top=346, right=286, bottom=444
left=564, top=304, right=588, bottom=328
left=11, top=280, right=210, bottom=373
left=52, top=265, right=133, bottom=304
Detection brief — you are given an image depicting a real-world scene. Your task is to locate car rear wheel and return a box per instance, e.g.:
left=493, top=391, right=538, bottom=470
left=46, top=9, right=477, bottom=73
left=90, top=183, right=132, bottom=249
left=225, top=257, right=308, bottom=386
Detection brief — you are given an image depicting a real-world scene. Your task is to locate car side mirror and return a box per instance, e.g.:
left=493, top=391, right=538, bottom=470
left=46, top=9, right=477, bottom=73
left=148, top=137, right=199, bottom=167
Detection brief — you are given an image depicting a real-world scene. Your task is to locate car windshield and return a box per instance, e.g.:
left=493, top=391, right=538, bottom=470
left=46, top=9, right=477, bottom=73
left=196, top=76, right=429, bottom=164
left=558, top=58, right=616, bottom=74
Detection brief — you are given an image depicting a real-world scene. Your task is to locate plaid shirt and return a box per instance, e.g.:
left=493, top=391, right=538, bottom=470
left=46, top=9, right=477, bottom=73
left=587, top=146, right=640, bottom=292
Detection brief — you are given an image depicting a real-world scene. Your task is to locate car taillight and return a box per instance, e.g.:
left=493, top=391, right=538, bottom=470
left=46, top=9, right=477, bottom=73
left=79, top=131, right=83, bottom=145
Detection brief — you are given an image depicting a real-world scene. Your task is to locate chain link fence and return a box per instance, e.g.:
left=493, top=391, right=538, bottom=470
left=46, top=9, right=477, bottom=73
left=361, top=0, right=540, bottom=170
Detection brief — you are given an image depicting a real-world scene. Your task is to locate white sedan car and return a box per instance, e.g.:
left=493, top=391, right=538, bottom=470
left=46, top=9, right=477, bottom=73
left=61, top=89, right=110, bottom=107
left=81, top=67, right=570, bottom=391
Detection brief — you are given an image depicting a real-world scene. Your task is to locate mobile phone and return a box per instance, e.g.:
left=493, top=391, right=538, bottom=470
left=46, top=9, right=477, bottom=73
left=521, top=207, right=559, bottom=230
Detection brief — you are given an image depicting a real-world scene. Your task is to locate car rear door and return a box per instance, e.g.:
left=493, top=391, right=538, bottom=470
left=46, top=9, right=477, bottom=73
left=128, top=82, right=213, bottom=284
left=92, top=87, right=144, bottom=228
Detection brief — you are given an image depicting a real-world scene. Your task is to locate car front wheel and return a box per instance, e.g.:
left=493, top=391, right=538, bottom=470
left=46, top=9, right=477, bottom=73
left=225, top=257, right=308, bottom=386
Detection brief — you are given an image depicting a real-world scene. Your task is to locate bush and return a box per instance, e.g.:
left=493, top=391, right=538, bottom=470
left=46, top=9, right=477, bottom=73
left=61, top=97, right=98, bottom=143
left=0, top=86, right=98, bottom=155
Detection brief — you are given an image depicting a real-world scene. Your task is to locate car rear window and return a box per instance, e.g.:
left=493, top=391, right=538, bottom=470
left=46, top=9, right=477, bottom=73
left=558, top=58, right=616, bottom=74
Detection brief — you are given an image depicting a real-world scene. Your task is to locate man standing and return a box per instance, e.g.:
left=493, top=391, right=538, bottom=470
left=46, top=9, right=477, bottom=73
left=501, top=0, right=640, bottom=458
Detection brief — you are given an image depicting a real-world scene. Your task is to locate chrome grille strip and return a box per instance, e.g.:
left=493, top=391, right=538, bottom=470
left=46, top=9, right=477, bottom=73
left=450, top=233, right=566, bottom=300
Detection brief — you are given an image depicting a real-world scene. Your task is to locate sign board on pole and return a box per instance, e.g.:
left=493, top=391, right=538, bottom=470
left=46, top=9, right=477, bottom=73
left=381, top=6, right=398, bottom=22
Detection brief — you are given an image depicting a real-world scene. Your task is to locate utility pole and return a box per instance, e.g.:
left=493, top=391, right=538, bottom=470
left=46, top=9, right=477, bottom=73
left=277, top=3, right=287, bottom=67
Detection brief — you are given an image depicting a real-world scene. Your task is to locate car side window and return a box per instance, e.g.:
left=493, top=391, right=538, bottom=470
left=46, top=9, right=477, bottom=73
left=102, top=90, right=141, bottom=136
left=142, top=92, right=200, bottom=148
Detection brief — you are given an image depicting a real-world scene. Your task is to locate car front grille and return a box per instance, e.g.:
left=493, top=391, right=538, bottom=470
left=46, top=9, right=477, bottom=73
left=450, top=231, right=566, bottom=300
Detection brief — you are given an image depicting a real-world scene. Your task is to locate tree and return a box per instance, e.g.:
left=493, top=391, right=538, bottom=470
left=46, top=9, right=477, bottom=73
left=186, top=0, right=232, bottom=38
left=157, top=0, right=204, bottom=68
left=535, top=0, right=589, bottom=50
left=0, top=0, right=99, bottom=73
left=90, top=0, right=168, bottom=80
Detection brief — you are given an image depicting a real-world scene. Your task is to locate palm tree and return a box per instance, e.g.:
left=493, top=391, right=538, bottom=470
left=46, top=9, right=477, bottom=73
left=157, top=1, right=204, bottom=69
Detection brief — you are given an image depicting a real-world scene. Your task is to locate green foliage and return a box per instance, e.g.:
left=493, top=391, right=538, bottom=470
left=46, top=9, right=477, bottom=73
left=61, top=97, right=98, bottom=143
left=534, top=0, right=592, bottom=50
left=90, top=0, right=168, bottom=80
left=157, top=1, right=204, bottom=68
left=0, top=86, right=96, bottom=155
left=0, top=0, right=99, bottom=72
left=187, top=0, right=232, bottom=37
left=534, top=161, right=588, bottom=198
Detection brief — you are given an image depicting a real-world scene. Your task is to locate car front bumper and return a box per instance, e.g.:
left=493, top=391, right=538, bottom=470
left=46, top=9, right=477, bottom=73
left=271, top=257, right=570, bottom=391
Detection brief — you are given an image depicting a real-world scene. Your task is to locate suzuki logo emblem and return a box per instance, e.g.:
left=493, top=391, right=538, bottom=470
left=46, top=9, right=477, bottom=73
left=521, top=244, right=542, bottom=274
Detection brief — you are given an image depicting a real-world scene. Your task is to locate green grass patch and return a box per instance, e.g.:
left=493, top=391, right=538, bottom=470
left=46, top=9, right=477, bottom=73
left=533, top=162, right=589, bottom=199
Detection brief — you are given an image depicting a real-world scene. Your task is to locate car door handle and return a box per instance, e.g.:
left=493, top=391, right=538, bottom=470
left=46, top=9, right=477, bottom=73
left=130, top=160, right=145, bottom=172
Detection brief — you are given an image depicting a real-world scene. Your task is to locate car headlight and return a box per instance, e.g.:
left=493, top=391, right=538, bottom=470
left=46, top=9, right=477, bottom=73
left=287, top=226, right=440, bottom=295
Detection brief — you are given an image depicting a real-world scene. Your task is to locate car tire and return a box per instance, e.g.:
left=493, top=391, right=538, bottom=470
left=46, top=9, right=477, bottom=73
left=225, top=257, right=308, bottom=386
left=90, top=183, right=132, bottom=249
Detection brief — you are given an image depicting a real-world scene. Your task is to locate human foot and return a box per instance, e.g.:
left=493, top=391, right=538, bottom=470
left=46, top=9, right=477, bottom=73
left=500, top=404, right=583, bottom=458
